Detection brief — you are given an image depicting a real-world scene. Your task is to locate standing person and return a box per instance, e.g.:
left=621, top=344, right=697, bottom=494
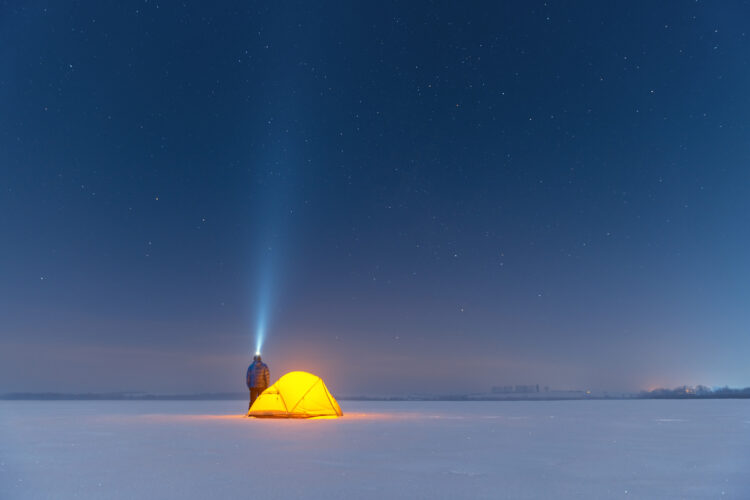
left=246, top=354, right=270, bottom=410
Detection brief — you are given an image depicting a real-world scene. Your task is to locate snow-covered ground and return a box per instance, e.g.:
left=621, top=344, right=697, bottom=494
left=1, top=400, right=748, bottom=499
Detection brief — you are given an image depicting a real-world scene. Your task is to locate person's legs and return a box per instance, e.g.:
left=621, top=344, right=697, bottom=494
left=249, top=388, right=262, bottom=407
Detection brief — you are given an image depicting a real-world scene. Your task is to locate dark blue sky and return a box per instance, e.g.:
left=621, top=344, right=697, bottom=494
left=2, top=1, right=749, bottom=395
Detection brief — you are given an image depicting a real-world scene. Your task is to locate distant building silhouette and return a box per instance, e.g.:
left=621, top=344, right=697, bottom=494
left=491, top=384, right=540, bottom=394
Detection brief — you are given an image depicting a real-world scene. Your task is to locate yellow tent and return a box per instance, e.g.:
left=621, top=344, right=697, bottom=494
left=248, top=371, right=343, bottom=418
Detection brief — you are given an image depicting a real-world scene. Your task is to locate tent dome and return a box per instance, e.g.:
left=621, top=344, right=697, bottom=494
left=248, top=371, right=343, bottom=418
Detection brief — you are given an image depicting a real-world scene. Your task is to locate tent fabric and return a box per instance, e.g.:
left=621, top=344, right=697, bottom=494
left=247, top=371, right=343, bottom=418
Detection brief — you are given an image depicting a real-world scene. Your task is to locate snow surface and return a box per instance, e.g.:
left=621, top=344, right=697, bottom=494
left=1, top=400, right=748, bottom=499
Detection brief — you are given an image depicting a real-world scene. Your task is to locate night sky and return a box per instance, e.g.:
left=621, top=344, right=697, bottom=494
left=2, top=1, right=749, bottom=395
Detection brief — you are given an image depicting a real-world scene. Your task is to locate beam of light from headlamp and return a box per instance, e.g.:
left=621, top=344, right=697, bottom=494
left=253, top=243, right=275, bottom=356
left=255, top=287, right=269, bottom=356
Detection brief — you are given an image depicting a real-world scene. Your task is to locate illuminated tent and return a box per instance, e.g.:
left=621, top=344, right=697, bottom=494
left=248, top=371, right=343, bottom=418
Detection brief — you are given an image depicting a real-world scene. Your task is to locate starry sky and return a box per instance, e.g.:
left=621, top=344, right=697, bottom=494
left=2, top=1, right=749, bottom=396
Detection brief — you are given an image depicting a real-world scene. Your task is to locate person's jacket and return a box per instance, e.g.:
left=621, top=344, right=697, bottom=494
left=246, top=361, right=270, bottom=389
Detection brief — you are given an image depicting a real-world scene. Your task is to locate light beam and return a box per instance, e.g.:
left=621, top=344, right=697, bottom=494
left=253, top=245, right=274, bottom=356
